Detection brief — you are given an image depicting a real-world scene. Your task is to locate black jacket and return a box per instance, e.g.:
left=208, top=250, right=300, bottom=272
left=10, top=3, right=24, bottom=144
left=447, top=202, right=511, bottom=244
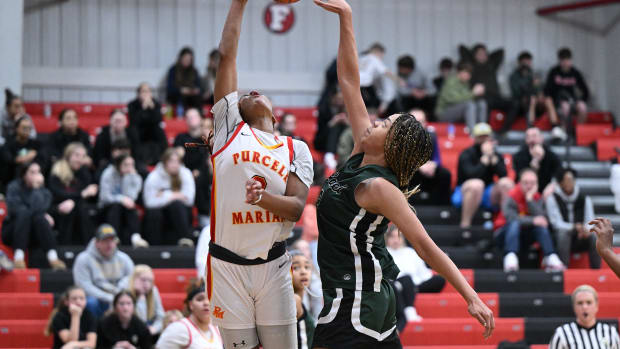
left=96, top=314, right=151, bottom=349
left=456, top=144, right=507, bottom=186
left=459, top=45, right=504, bottom=99
left=544, top=65, right=590, bottom=103
left=48, top=128, right=92, bottom=161
left=49, top=166, right=94, bottom=205
left=5, top=179, right=52, bottom=218
left=127, top=98, right=167, bottom=145
left=93, top=126, right=140, bottom=168
left=513, top=144, right=561, bottom=191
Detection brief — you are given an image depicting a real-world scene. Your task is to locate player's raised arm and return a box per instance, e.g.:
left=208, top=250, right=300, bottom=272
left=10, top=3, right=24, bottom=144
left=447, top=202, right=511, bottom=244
left=213, top=0, right=248, bottom=104
left=314, top=0, right=371, bottom=152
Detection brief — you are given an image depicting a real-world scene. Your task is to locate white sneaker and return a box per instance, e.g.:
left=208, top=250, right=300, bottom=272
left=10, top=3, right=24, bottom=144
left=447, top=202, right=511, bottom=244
left=551, top=126, right=567, bottom=141
left=542, top=253, right=565, bottom=272
left=132, top=236, right=149, bottom=248
left=404, top=306, right=423, bottom=322
left=503, top=252, right=519, bottom=272
left=324, top=152, right=337, bottom=170
left=178, top=238, right=195, bottom=247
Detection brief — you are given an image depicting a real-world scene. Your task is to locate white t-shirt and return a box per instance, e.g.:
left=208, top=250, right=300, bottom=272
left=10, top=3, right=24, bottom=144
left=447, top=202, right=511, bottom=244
left=387, top=246, right=433, bottom=285
left=156, top=318, right=223, bottom=349
left=359, top=54, right=388, bottom=87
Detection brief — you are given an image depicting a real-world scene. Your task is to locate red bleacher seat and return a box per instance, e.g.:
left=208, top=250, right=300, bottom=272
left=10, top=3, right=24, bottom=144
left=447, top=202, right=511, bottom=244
left=440, top=269, right=474, bottom=293
left=400, top=318, right=524, bottom=346
left=0, top=270, right=40, bottom=293
left=306, top=185, right=321, bottom=205
left=576, top=124, right=617, bottom=146
left=563, top=269, right=620, bottom=293
left=0, top=320, right=51, bottom=347
left=568, top=249, right=619, bottom=270
left=161, top=293, right=185, bottom=311
left=0, top=294, right=53, bottom=320
left=427, top=123, right=467, bottom=137
left=153, top=269, right=197, bottom=293
left=416, top=293, right=499, bottom=318
left=597, top=138, right=620, bottom=161
left=587, top=111, right=614, bottom=124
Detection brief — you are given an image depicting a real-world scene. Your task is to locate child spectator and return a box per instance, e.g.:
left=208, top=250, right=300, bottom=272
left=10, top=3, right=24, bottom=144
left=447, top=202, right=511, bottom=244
left=2, top=162, right=66, bottom=270
left=435, top=61, right=487, bottom=132
left=45, top=286, right=97, bottom=349
left=73, top=224, right=135, bottom=317
left=546, top=168, right=600, bottom=268
left=96, top=290, right=152, bottom=349
left=0, top=116, right=45, bottom=187
left=166, top=47, right=203, bottom=111
left=129, top=265, right=165, bottom=336
left=156, top=281, right=223, bottom=349
left=93, top=109, right=140, bottom=171
left=142, top=148, right=195, bottom=246
left=203, top=49, right=220, bottom=105
left=162, top=310, right=184, bottom=330
left=0, top=88, right=36, bottom=146
left=494, top=168, right=564, bottom=272
left=290, top=250, right=315, bottom=349
left=98, top=154, right=147, bottom=247
left=49, top=109, right=92, bottom=164
left=127, top=83, right=168, bottom=166
left=396, top=55, right=434, bottom=118
left=432, top=58, right=453, bottom=94
left=49, top=143, right=98, bottom=245
left=513, top=127, right=561, bottom=198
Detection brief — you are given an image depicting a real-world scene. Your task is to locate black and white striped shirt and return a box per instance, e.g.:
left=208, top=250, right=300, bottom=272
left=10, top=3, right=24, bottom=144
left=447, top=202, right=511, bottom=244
left=550, top=321, right=620, bottom=349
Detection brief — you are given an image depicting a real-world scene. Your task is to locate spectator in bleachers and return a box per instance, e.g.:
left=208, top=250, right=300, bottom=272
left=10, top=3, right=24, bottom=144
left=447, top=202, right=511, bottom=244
left=494, top=168, right=565, bottom=272
left=435, top=61, right=487, bottom=132
left=0, top=116, right=46, bottom=187
left=49, top=109, right=93, bottom=165
left=45, top=286, right=97, bottom=349
left=432, top=58, right=453, bottom=95
left=1, top=88, right=36, bottom=146
left=96, top=290, right=152, bottom=349
left=49, top=142, right=98, bottom=244
left=396, top=55, right=435, bottom=118
left=546, top=168, right=600, bottom=268
left=2, top=161, right=66, bottom=270
left=143, top=148, right=195, bottom=247
left=203, top=49, right=220, bottom=106
left=591, top=218, right=620, bottom=278
left=545, top=48, right=590, bottom=135
left=127, top=83, right=168, bottom=166
left=315, top=85, right=348, bottom=170
left=289, top=249, right=316, bottom=349
left=173, top=109, right=212, bottom=227
left=162, top=310, right=184, bottom=331
left=156, top=281, right=223, bottom=349
left=513, top=127, right=561, bottom=198
left=98, top=153, right=148, bottom=248
left=359, top=43, right=397, bottom=116
left=167, top=47, right=203, bottom=112
left=129, top=264, right=165, bottom=336
left=103, top=138, right=149, bottom=180
left=278, top=113, right=298, bottom=139
left=459, top=44, right=518, bottom=134
left=73, top=224, right=135, bottom=317
left=509, top=51, right=559, bottom=130
left=613, top=164, right=620, bottom=214
left=549, top=285, right=620, bottom=348
left=93, top=109, right=140, bottom=172
left=453, top=123, right=513, bottom=228
left=408, top=109, right=452, bottom=206
left=290, top=238, right=323, bottom=321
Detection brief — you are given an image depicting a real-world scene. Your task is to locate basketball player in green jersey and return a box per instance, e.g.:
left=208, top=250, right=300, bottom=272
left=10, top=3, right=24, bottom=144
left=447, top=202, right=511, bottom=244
left=311, top=0, right=495, bottom=348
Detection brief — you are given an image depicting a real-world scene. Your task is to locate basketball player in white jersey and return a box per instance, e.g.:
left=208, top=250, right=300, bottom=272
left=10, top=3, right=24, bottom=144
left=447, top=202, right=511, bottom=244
left=207, top=0, right=314, bottom=348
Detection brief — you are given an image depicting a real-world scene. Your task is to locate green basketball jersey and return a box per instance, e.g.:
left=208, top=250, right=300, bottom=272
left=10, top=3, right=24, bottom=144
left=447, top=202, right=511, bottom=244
left=316, top=153, right=400, bottom=292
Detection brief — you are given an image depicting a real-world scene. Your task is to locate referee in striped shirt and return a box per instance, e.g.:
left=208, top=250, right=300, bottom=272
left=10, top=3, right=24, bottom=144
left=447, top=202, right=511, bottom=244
left=550, top=285, right=620, bottom=349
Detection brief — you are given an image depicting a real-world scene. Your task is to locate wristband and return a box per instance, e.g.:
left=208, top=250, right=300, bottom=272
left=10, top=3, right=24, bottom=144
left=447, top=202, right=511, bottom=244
left=250, top=194, right=263, bottom=205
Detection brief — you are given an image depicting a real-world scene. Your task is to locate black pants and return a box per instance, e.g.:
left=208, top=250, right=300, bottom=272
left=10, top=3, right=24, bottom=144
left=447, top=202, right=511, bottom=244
left=103, top=204, right=140, bottom=245
left=326, top=123, right=349, bottom=154
left=400, top=95, right=437, bottom=121
left=392, top=275, right=446, bottom=332
left=195, top=169, right=212, bottom=218
left=137, top=141, right=166, bottom=166
left=488, top=96, right=519, bottom=134
left=55, top=200, right=96, bottom=245
left=1, top=211, right=56, bottom=254
left=361, top=86, right=381, bottom=109
left=142, top=200, right=192, bottom=245
left=167, top=92, right=203, bottom=111
left=408, top=166, right=452, bottom=206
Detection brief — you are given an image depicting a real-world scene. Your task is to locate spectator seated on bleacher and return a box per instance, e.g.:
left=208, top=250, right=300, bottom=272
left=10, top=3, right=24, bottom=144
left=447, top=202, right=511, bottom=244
left=45, top=285, right=97, bottom=349
left=162, top=310, right=184, bottom=331
left=395, top=55, right=435, bottom=118
left=290, top=238, right=323, bottom=321
left=494, top=168, right=565, bottom=272
left=173, top=108, right=213, bottom=228
left=452, top=123, right=514, bottom=228
left=96, top=290, right=152, bottom=349
left=73, top=224, right=135, bottom=317
left=129, top=264, right=165, bottom=336
left=127, top=83, right=168, bottom=166
left=2, top=161, right=66, bottom=270
left=156, top=281, right=223, bottom=349
left=316, top=85, right=348, bottom=170
left=546, top=168, right=600, bottom=269
left=509, top=51, right=558, bottom=129
left=549, top=285, right=620, bottom=349
left=408, top=109, right=452, bottom=206
left=435, top=61, right=487, bottom=132
left=166, top=46, right=203, bottom=112
left=98, top=153, right=147, bottom=248
left=0, top=116, right=46, bottom=188
left=49, top=108, right=93, bottom=165
left=290, top=249, right=316, bottom=349
left=93, top=109, right=140, bottom=171
left=49, top=143, right=98, bottom=245
left=336, top=108, right=377, bottom=169
left=277, top=113, right=303, bottom=142
left=202, top=49, right=220, bottom=106
left=359, top=43, right=396, bottom=117
left=431, top=58, right=453, bottom=101
left=1, top=88, right=36, bottom=147
left=513, top=127, right=561, bottom=198
left=142, top=148, right=195, bottom=247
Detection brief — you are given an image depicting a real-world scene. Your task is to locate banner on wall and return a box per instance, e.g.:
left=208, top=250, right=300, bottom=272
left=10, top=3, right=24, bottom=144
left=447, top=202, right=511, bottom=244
left=264, top=3, right=295, bottom=34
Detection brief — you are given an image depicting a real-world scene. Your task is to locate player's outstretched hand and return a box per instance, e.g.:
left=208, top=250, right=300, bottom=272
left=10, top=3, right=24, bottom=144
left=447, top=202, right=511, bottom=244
left=313, top=0, right=351, bottom=14
left=467, top=296, right=495, bottom=339
left=245, top=179, right=264, bottom=205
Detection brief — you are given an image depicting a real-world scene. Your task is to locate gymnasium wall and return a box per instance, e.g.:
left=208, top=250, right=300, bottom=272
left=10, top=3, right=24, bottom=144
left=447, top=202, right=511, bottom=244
left=21, top=0, right=613, bottom=113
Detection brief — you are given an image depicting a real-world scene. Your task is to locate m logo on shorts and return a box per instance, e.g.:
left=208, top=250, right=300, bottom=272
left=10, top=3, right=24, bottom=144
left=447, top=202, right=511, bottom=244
left=212, top=306, right=226, bottom=319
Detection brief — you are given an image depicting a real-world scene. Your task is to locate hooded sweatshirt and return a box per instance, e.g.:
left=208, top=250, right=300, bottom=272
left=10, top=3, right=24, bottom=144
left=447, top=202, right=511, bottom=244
left=73, top=239, right=134, bottom=303
left=142, top=162, right=195, bottom=209
left=545, top=184, right=594, bottom=234
left=98, top=164, right=143, bottom=208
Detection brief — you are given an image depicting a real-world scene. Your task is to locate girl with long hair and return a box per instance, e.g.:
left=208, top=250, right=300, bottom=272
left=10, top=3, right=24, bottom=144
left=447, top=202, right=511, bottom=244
left=96, top=290, right=152, bottom=349
left=1, top=88, right=36, bottom=145
left=45, top=286, right=97, bottom=349
left=129, top=265, right=165, bottom=335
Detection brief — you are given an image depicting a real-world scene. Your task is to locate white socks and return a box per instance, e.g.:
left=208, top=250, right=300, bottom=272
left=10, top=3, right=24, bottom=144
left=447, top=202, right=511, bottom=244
left=13, top=249, right=25, bottom=261
left=47, top=249, right=59, bottom=262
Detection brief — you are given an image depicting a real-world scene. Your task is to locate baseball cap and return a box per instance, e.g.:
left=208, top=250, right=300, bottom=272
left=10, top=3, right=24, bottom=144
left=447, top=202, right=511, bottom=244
left=95, top=224, right=118, bottom=240
left=472, top=123, right=492, bottom=137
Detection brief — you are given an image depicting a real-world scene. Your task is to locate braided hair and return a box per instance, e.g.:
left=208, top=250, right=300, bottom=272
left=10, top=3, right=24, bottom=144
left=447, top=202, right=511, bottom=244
left=384, top=113, right=433, bottom=198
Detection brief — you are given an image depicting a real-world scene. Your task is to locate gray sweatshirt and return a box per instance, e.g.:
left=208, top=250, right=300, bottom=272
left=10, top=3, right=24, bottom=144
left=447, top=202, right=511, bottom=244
left=135, top=285, right=165, bottom=334
left=98, top=165, right=143, bottom=208
left=142, top=162, right=195, bottom=209
left=545, top=185, right=594, bottom=234
left=73, top=239, right=135, bottom=303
